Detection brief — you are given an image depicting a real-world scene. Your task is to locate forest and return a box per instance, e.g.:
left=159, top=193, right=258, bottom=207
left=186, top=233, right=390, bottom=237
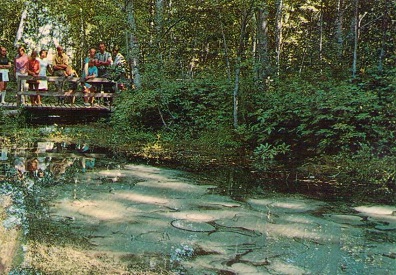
left=1, top=0, right=396, bottom=203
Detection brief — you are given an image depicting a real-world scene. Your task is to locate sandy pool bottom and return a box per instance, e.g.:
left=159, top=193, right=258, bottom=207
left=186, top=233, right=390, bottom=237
left=23, top=164, right=396, bottom=274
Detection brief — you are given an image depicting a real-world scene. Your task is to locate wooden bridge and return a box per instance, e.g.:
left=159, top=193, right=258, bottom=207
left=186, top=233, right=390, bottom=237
left=1, top=75, right=118, bottom=123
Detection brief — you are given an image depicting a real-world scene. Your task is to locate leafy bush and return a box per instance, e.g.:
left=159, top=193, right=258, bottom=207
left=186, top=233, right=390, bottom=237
left=249, top=76, right=396, bottom=163
left=112, top=76, right=233, bottom=138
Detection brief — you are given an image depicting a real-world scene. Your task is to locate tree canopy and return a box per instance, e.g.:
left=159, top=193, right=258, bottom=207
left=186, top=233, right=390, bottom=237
left=2, top=0, right=394, bottom=80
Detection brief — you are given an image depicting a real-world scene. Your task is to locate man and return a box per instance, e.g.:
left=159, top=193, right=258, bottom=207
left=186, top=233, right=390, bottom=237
left=0, top=46, right=11, bottom=104
left=112, top=45, right=128, bottom=90
left=95, top=42, right=113, bottom=99
left=112, top=45, right=126, bottom=69
left=52, top=46, right=76, bottom=100
left=52, top=46, right=70, bottom=77
left=95, top=42, right=112, bottom=77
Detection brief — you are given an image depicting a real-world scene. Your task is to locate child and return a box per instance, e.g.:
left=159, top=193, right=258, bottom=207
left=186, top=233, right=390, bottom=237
left=81, top=58, right=98, bottom=106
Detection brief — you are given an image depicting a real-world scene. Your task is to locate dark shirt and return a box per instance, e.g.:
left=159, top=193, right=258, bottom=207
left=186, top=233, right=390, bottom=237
left=0, top=56, right=10, bottom=65
left=95, top=51, right=111, bottom=77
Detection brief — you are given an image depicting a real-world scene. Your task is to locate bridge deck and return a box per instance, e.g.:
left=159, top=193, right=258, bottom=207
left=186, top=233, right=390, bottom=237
left=22, top=102, right=112, bottom=111
left=1, top=102, right=112, bottom=111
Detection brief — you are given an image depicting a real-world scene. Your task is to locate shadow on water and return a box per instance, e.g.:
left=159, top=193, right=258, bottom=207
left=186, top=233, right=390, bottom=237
left=20, top=108, right=112, bottom=125
left=176, top=160, right=395, bottom=205
left=0, top=137, right=386, bottom=204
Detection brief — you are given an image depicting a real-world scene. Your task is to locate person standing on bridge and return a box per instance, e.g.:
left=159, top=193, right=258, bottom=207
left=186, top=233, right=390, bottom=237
left=112, top=45, right=128, bottom=90
left=38, top=49, right=51, bottom=91
left=52, top=46, right=76, bottom=103
left=83, top=47, right=96, bottom=77
left=95, top=42, right=112, bottom=78
left=95, top=42, right=113, bottom=105
left=27, top=51, right=40, bottom=105
left=14, top=46, right=29, bottom=104
left=0, top=46, right=11, bottom=104
left=52, top=46, right=70, bottom=77
left=81, top=58, right=98, bottom=106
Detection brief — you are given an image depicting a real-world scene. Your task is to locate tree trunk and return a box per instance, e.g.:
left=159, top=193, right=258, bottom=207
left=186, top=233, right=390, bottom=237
left=352, top=0, right=368, bottom=78
left=336, top=0, right=344, bottom=60
left=256, top=4, right=270, bottom=88
left=378, top=6, right=388, bottom=73
left=275, top=0, right=283, bottom=76
left=14, top=5, right=28, bottom=46
left=79, top=7, right=85, bottom=73
left=352, top=0, right=359, bottom=78
left=319, top=1, right=324, bottom=74
left=233, top=2, right=253, bottom=128
left=219, top=17, right=231, bottom=81
left=155, top=0, right=164, bottom=69
left=126, top=0, right=141, bottom=88
left=233, top=56, right=240, bottom=128
left=155, top=0, right=164, bottom=37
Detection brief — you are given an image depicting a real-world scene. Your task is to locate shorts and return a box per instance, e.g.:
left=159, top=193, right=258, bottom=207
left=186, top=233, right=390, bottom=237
left=0, top=69, right=9, bottom=82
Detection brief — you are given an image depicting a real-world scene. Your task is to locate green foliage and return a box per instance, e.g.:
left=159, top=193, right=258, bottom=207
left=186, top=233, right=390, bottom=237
left=253, top=142, right=290, bottom=170
left=245, top=72, right=396, bottom=199
left=303, top=146, right=396, bottom=203
left=249, top=75, right=396, bottom=163
left=112, top=75, right=233, bottom=137
left=337, top=146, right=396, bottom=188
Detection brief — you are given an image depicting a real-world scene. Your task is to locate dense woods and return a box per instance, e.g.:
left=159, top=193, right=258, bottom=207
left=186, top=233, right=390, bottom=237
left=1, top=0, right=396, bottom=201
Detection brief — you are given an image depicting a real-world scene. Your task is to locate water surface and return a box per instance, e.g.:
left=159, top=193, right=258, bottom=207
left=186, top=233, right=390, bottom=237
left=1, top=142, right=395, bottom=274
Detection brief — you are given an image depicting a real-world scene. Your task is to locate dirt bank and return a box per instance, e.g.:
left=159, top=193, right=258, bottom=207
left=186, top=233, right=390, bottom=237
left=0, top=195, right=23, bottom=274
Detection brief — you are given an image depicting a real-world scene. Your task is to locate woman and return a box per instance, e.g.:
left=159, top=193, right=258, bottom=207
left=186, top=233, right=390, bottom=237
left=0, top=46, right=11, bottom=104
left=14, top=46, right=29, bottom=104
left=27, top=51, right=40, bottom=105
left=38, top=49, right=50, bottom=91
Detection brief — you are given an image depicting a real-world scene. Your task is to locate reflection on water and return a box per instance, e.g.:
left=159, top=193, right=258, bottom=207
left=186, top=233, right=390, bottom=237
left=0, top=142, right=100, bottom=183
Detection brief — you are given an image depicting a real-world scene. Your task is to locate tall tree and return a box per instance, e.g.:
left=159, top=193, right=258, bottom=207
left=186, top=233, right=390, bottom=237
left=14, top=2, right=28, bottom=47
left=233, top=1, right=254, bottom=128
left=126, top=0, right=141, bottom=88
left=335, top=0, right=344, bottom=60
left=256, top=2, right=270, bottom=87
left=352, top=0, right=359, bottom=78
left=154, top=0, right=164, bottom=70
left=275, top=0, right=283, bottom=76
left=377, top=0, right=390, bottom=73
left=319, top=0, right=324, bottom=74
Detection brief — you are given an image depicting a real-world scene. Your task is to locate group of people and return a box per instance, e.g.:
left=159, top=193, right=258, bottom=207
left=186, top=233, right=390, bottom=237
left=0, top=42, right=127, bottom=106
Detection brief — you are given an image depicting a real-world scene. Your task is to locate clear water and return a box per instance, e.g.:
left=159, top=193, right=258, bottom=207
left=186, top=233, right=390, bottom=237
left=1, top=142, right=395, bottom=274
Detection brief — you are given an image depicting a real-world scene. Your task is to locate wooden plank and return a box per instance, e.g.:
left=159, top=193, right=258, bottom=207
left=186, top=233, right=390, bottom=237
left=19, top=75, right=115, bottom=85
left=86, top=77, right=114, bottom=83
left=21, top=102, right=111, bottom=111
left=17, top=91, right=114, bottom=98
left=19, top=75, right=80, bottom=82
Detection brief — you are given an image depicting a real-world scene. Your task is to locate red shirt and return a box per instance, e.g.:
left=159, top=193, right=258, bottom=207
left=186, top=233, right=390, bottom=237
left=28, top=59, right=40, bottom=76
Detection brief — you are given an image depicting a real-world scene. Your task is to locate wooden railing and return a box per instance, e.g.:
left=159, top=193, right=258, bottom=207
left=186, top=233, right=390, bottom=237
left=16, top=75, right=117, bottom=107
